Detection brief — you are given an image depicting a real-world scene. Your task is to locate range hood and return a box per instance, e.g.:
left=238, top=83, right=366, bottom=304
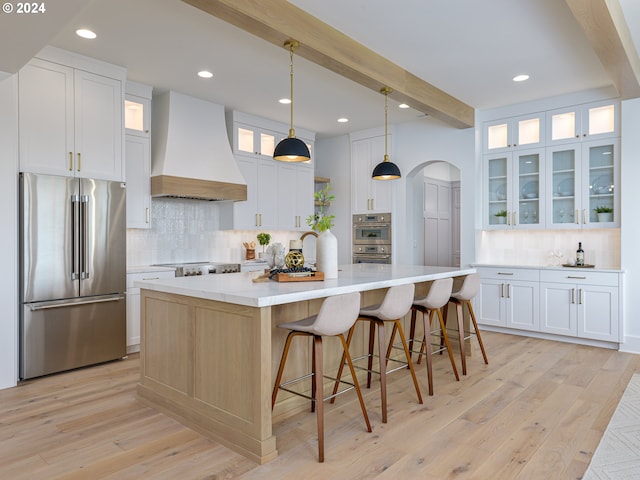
left=151, top=91, right=247, bottom=201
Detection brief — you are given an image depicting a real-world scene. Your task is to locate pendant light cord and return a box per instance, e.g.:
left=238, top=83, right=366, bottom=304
left=288, top=43, right=295, bottom=138
left=384, top=89, right=389, bottom=161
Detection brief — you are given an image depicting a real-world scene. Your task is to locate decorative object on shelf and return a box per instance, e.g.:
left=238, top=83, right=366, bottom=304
left=243, top=241, right=256, bottom=260
left=557, top=178, right=574, bottom=197
left=521, top=181, right=538, bottom=199
left=372, top=86, right=401, bottom=180
left=265, top=242, right=285, bottom=268
left=495, top=183, right=506, bottom=200
left=285, top=250, right=305, bottom=269
left=256, top=232, right=271, bottom=258
left=273, top=39, right=310, bottom=163
left=591, top=175, right=613, bottom=195
left=494, top=209, right=507, bottom=224
left=594, top=205, right=613, bottom=222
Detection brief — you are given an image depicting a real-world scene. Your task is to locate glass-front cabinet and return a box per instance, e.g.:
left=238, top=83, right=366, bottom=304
left=546, top=139, right=619, bottom=228
left=483, top=113, right=544, bottom=154
left=546, top=101, right=618, bottom=146
left=485, top=149, right=544, bottom=229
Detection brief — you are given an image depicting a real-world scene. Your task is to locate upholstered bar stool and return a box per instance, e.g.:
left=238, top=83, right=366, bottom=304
left=408, top=277, right=459, bottom=396
left=271, top=292, right=371, bottom=462
left=332, top=283, right=422, bottom=423
left=443, top=273, right=488, bottom=375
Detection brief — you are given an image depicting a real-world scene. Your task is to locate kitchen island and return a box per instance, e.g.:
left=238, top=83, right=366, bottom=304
left=136, top=263, right=475, bottom=463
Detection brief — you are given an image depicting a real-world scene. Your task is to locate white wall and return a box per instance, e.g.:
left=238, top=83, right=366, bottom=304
left=620, top=98, right=640, bottom=352
left=0, top=75, right=19, bottom=389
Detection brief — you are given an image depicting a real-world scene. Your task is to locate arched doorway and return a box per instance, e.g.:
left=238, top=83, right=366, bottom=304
left=407, top=160, right=461, bottom=267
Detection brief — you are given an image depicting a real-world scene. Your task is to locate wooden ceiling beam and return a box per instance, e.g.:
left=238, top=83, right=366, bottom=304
left=565, top=0, right=640, bottom=99
left=182, top=0, right=474, bottom=129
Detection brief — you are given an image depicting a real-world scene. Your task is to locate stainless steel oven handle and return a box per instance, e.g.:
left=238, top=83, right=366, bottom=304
left=29, top=296, right=125, bottom=311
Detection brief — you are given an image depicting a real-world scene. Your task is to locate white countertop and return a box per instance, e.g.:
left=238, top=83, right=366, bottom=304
left=472, top=263, right=624, bottom=273
left=135, top=263, right=476, bottom=307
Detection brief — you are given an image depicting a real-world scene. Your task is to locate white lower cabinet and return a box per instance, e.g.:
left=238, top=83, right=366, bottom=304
left=539, top=270, right=619, bottom=342
left=126, top=269, right=176, bottom=352
left=477, top=266, right=621, bottom=346
left=476, top=267, right=539, bottom=330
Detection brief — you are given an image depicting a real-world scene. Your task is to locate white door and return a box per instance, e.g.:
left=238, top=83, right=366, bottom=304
left=505, top=281, right=539, bottom=331
left=577, top=285, right=618, bottom=341
left=477, top=279, right=506, bottom=327
left=540, top=282, right=576, bottom=335
left=424, top=177, right=453, bottom=267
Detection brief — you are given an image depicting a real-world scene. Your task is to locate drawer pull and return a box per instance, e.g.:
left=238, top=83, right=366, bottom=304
left=567, top=276, right=587, bottom=279
left=497, top=272, right=514, bottom=275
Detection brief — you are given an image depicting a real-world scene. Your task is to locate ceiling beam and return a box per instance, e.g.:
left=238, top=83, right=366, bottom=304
left=182, top=0, right=474, bottom=129
left=565, top=0, right=640, bottom=99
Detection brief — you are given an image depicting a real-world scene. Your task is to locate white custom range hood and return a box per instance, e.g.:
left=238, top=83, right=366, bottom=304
left=151, top=91, right=247, bottom=201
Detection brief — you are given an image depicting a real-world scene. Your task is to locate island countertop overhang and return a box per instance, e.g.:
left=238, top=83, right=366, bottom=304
left=135, top=263, right=477, bottom=307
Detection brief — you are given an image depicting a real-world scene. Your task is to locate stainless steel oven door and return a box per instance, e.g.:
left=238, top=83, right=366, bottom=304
left=353, top=224, right=391, bottom=245
left=353, top=254, right=391, bottom=264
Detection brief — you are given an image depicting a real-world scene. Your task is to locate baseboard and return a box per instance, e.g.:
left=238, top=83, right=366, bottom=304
left=619, top=335, right=640, bottom=354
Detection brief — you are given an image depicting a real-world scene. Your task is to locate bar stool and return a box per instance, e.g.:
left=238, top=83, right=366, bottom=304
left=443, top=273, right=488, bottom=375
left=407, top=277, right=459, bottom=396
left=332, top=283, right=422, bottom=423
left=271, top=292, right=371, bottom=462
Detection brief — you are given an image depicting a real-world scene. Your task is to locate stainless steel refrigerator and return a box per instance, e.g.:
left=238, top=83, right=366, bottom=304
left=19, top=172, right=126, bottom=379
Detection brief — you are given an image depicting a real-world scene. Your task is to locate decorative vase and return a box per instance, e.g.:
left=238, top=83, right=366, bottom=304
left=316, top=229, right=338, bottom=278
left=597, top=212, right=613, bottom=222
left=496, top=216, right=506, bottom=224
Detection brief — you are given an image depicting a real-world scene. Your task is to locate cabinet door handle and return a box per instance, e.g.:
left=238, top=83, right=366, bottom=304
left=372, top=198, right=374, bottom=210
left=513, top=212, right=517, bottom=226
left=506, top=283, right=511, bottom=298
left=507, top=211, right=511, bottom=226
left=583, top=209, right=588, bottom=224
left=571, top=288, right=575, bottom=304
left=145, top=207, right=150, bottom=224
left=575, top=210, right=579, bottom=224
left=260, top=213, right=262, bottom=226
left=77, top=152, right=81, bottom=171
left=255, top=213, right=258, bottom=226
left=69, top=152, right=73, bottom=171
left=500, top=283, right=504, bottom=298
left=579, top=288, right=584, bottom=305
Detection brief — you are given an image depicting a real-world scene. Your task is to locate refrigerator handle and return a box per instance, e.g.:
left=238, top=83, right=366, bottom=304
left=71, top=194, right=80, bottom=280
left=81, top=195, right=89, bottom=279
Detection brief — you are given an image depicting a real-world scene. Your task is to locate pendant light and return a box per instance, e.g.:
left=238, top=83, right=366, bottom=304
left=273, top=39, right=311, bottom=162
left=372, top=87, right=401, bottom=180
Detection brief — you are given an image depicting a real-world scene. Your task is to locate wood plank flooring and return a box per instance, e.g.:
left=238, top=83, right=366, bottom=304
left=2, top=331, right=639, bottom=479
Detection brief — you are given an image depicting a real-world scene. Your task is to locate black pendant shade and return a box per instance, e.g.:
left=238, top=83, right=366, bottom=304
left=372, top=86, right=401, bottom=180
left=273, top=135, right=310, bottom=162
left=372, top=155, right=401, bottom=179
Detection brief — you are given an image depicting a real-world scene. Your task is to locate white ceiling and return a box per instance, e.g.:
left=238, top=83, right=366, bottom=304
left=2, top=0, right=639, bottom=138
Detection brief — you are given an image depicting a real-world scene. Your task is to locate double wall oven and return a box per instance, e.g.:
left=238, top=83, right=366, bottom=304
left=352, top=213, right=392, bottom=264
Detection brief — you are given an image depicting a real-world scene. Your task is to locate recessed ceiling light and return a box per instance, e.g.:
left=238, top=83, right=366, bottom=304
left=279, top=98, right=291, bottom=104
left=513, top=74, right=530, bottom=82
left=337, top=118, right=349, bottom=123
left=75, top=29, right=96, bottom=39
left=398, top=104, right=410, bottom=109
left=197, top=70, right=213, bottom=79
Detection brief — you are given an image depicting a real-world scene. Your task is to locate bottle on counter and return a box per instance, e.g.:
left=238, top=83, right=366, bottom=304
left=576, top=242, right=584, bottom=266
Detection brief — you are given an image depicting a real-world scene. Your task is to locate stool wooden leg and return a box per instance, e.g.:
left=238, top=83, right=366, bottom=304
left=330, top=324, right=355, bottom=403
left=395, top=320, right=423, bottom=406
left=312, top=335, right=324, bottom=462
left=409, top=308, right=418, bottom=362
left=455, top=301, right=467, bottom=375
left=272, top=331, right=298, bottom=409
left=436, top=308, right=460, bottom=381
left=339, top=333, right=372, bottom=433
left=367, top=320, right=376, bottom=388
left=311, top=337, right=317, bottom=413
left=386, top=322, right=398, bottom=361
left=375, top=320, right=388, bottom=423
left=420, top=310, right=434, bottom=396
left=467, top=300, right=489, bottom=364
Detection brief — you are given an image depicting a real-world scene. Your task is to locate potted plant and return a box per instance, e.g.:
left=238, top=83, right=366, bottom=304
left=256, top=232, right=271, bottom=258
left=305, top=183, right=338, bottom=278
left=494, top=209, right=507, bottom=224
left=594, top=206, right=613, bottom=222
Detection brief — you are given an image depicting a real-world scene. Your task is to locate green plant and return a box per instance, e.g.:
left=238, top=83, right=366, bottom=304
left=256, top=232, right=271, bottom=252
left=594, top=205, right=613, bottom=213
left=306, top=183, right=335, bottom=232
left=494, top=209, right=507, bottom=217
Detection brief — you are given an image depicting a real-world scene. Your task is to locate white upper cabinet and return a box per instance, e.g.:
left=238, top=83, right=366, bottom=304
left=546, top=138, right=619, bottom=229
left=546, top=100, right=618, bottom=146
left=19, top=50, right=125, bottom=182
left=483, top=113, right=544, bottom=154
left=351, top=133, right=393, bottom=213
left=484, top=148, right=545, bottom=229
left=124, top=91, right=150, bottom=138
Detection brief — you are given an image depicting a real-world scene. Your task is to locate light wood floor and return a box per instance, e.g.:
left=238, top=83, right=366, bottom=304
left=2, top=331, right=639, bottom=479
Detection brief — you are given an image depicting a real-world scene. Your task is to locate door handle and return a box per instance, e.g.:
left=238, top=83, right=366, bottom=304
left=575, top=210, right=579, bottom=224
left=80, top=195, right=89, bottom=279
left=71, top=194, right=80, bottom=280
left=69, top=152, right=73, bottom=171
left=500, top=283, right=504, bottom=298
left=578, top=288, right=584, bottom=305
left=77, top=152, right=81, bottom=172
left=583, top=209, right=587, bottom=224
left=513, top=212, right=517, bottom=226
left=571, top=288, right=575, bottom=304
left=145, top=207, right=150, bottom=224
left=29, top=296, right=125, bottom=311
left=506, top=283, right=511, bottom=298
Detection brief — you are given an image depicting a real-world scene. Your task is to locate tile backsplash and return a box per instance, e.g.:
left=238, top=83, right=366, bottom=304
left=476, top=229, right=621, bottom=268
left=126, top=198, right=316, bottom=266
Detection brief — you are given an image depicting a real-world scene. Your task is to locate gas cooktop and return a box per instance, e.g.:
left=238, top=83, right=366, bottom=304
left=153, top=261, right=241, bottom=276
